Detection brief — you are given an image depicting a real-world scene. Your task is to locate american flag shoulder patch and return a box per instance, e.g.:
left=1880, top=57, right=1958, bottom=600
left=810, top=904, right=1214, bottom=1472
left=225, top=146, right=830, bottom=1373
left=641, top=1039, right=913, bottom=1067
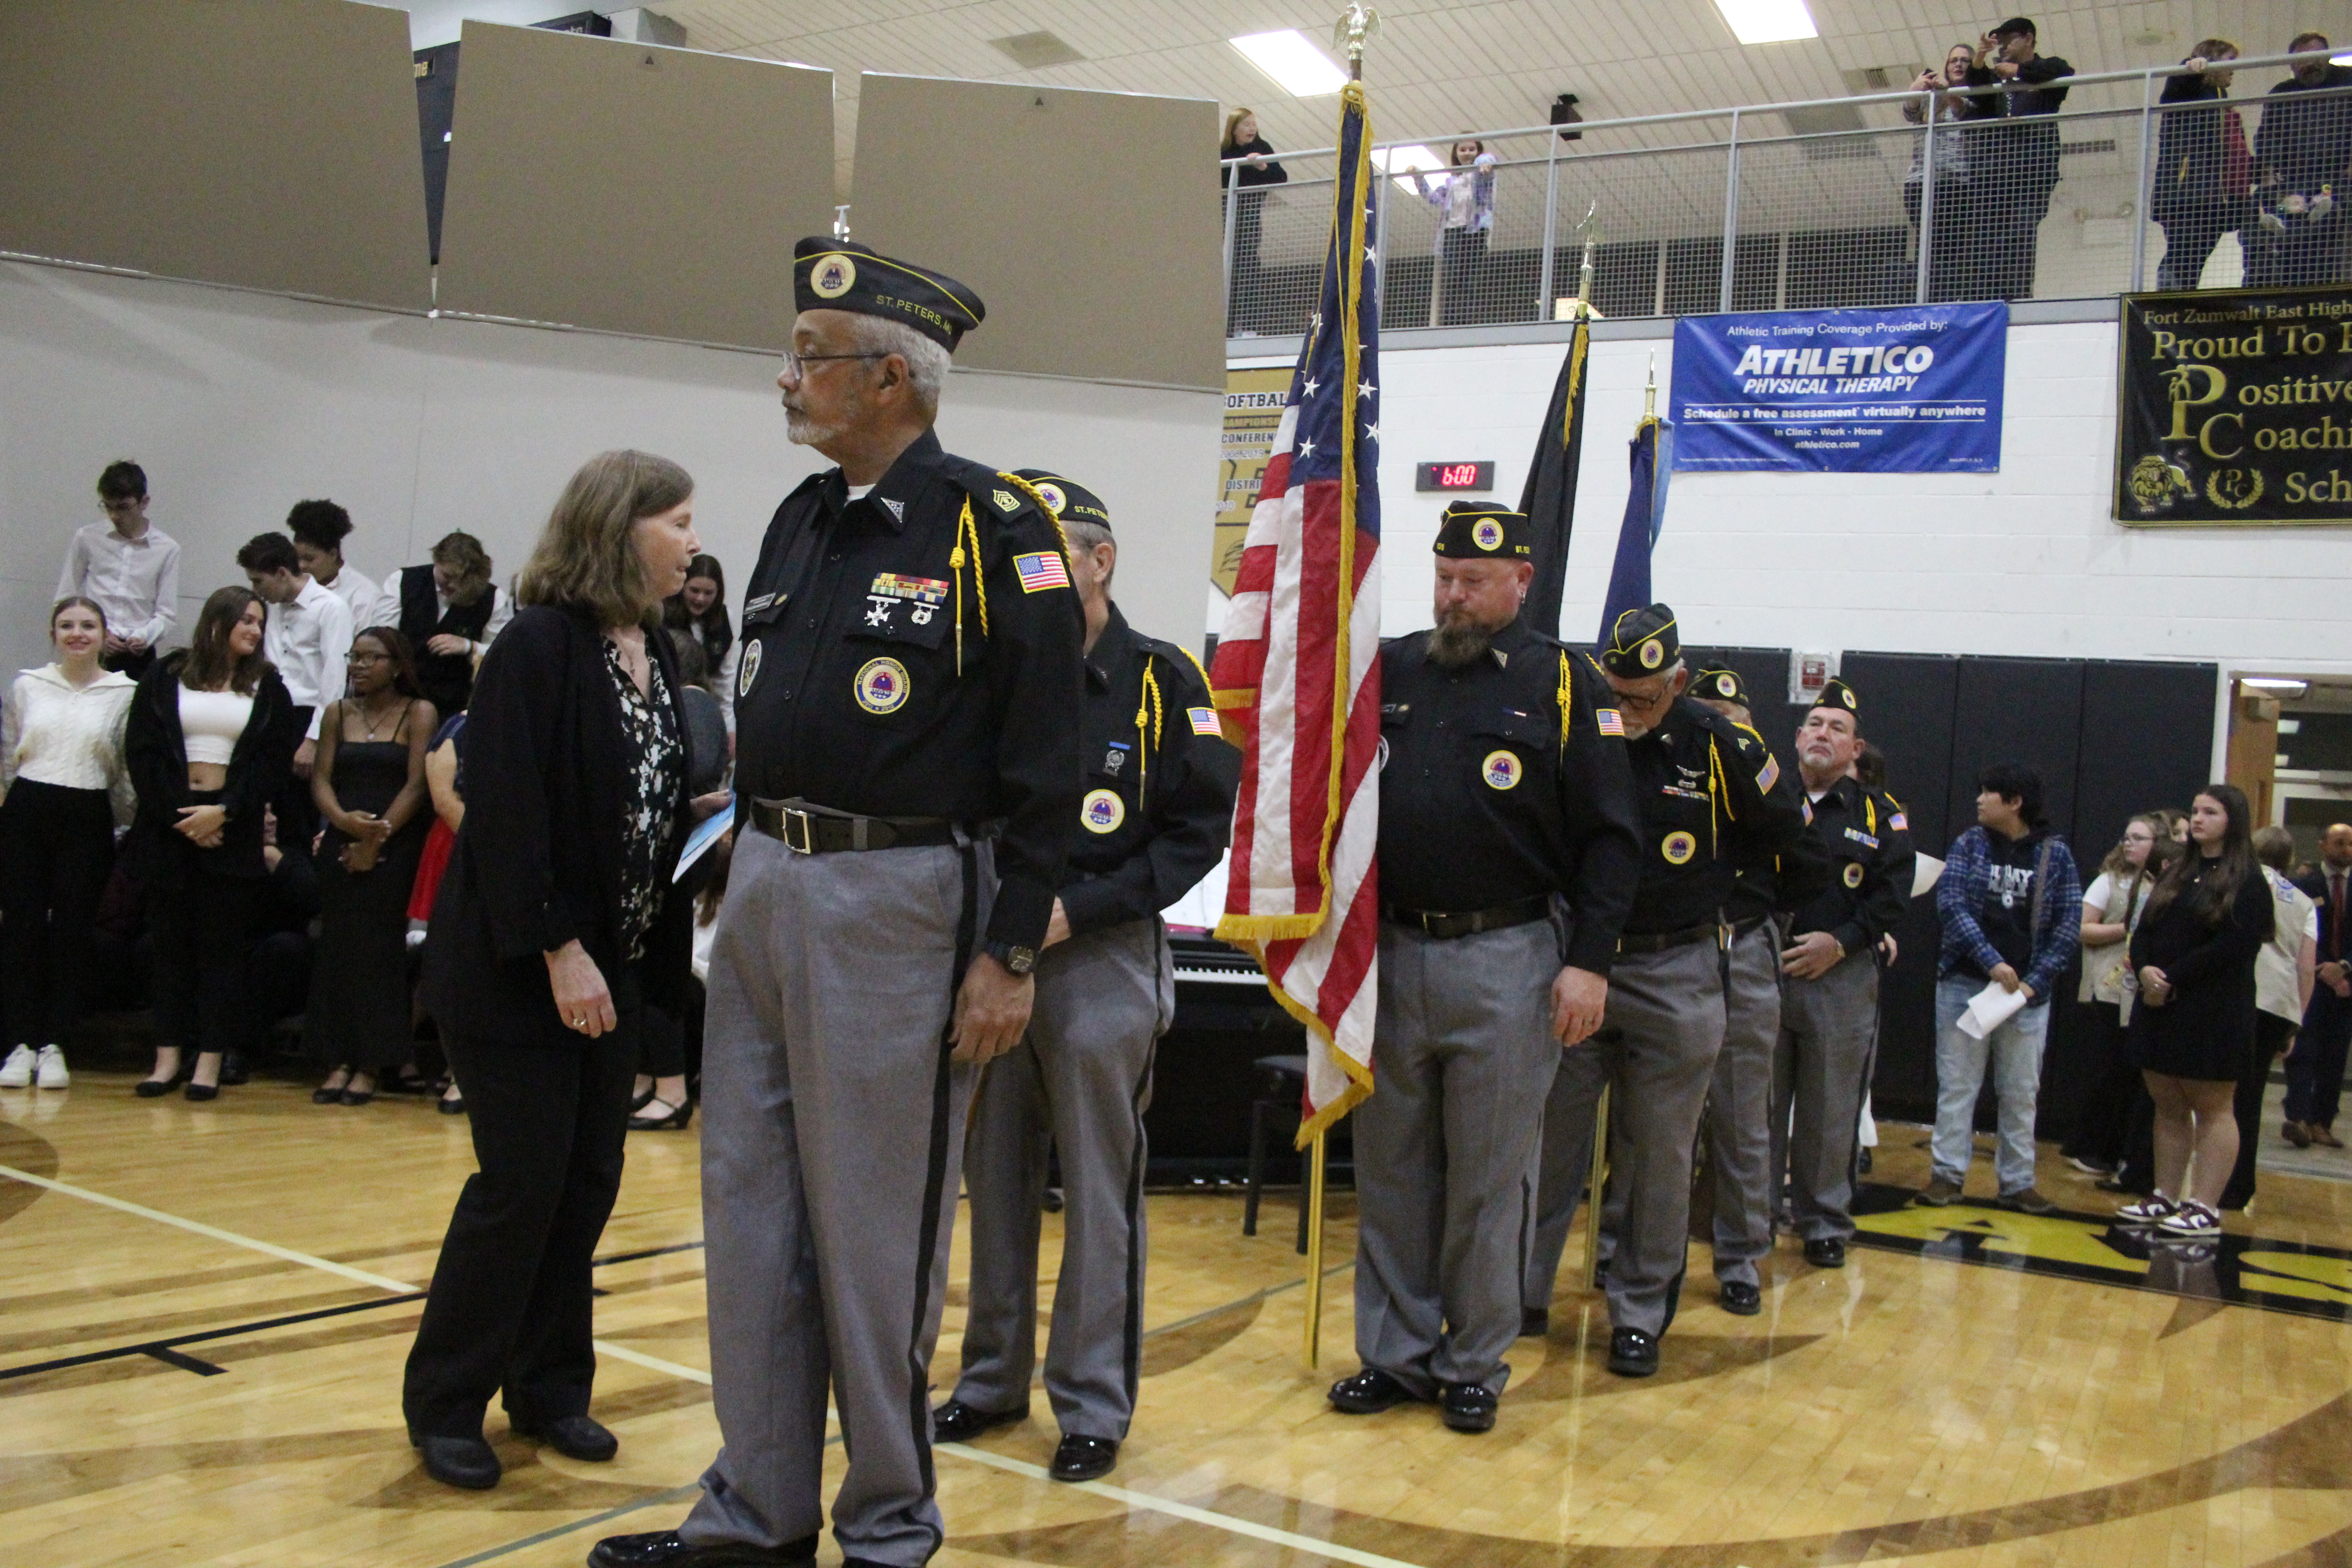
left=1188, top=706, right=1221, bottom=737
left=1890, top=811, right=1908, bottom=832
left=1014, top=551, right=1070, bottom=593
left=1756, top=753, right=1780, bottom=792
left=1595, top=707, right=1625, bottom=737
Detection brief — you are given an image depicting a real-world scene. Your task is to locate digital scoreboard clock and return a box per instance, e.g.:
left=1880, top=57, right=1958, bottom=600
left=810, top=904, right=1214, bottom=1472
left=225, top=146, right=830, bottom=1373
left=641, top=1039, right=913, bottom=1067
left=1414, top=460, right=1495, bottom=492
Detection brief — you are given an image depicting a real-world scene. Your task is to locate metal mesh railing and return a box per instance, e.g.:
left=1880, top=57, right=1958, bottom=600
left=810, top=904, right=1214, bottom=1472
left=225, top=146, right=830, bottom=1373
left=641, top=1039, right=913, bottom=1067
left=1221, top=57, right=2352, bottom=335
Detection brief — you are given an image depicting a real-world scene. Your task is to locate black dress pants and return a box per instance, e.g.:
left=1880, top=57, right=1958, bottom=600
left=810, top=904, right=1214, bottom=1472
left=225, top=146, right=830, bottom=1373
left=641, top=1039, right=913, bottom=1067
left=2285, top=986, right=2352, bottom=1129
left=0, top=780, right=116, bottom=1046
left=148, top=840, right=260, bottom=1058
left=402, top=966, right=640, bottom=1437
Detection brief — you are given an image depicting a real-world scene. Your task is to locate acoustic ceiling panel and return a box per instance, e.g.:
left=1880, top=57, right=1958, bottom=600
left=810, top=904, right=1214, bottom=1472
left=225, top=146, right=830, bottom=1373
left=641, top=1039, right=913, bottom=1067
left=435, top=23, right=834, bottom=351
left=0, top=0, right=429, bottom=310
left=850, top=73, right=1223, bottom=390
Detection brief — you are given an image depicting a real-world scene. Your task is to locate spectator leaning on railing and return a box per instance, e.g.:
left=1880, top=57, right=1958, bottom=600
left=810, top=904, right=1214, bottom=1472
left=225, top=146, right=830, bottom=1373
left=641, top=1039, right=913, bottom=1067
left=1411, top=139, right=1499, bottom=327
left=1966, top=17, right=2075, bottom=301
left=1220, top=108, right=1287, bottom=332
left=2153, top=41, right=2251, bottom=291
left=2250, top=34, right=2352, bottom=288
left=1905, top=43, right=1997, bottom=301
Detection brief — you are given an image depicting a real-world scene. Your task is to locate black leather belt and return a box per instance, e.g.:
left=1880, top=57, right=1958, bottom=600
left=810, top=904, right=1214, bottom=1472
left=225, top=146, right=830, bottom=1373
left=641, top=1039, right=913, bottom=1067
left=1617, top=912, right=1769, bottom=955
left=1380, top=894, right=1552, bottom=940
left=749, top=797, right=958, bottom=854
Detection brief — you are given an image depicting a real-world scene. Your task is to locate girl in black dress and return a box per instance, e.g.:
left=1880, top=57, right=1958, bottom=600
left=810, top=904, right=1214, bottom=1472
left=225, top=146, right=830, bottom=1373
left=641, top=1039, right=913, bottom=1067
left=309, top=628, right=438, bottom=1105
left=2117, top=784, right=2273, bottom=1239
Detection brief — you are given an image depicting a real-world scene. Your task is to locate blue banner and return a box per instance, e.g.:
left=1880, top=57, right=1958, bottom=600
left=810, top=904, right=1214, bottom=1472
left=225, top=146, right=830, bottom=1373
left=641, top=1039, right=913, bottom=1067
left=1669, top=302, right=2008, bottom=473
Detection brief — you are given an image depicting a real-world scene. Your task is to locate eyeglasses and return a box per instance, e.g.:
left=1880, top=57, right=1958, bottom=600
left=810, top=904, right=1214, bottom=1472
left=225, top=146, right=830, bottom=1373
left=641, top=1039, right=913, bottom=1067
left=1614, top=685, right=1672, bottom=713
left=348, top=651, right=392, bottom=665
left=780, top=350, right=887, bottom=378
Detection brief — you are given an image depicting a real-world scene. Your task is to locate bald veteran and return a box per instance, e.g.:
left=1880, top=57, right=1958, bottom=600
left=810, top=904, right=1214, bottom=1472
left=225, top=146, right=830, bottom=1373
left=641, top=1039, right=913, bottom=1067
left=1523, top=606, right=1815, bottom=1377
left=1327, top=501, right=1640, bottom=1436
left=593, top=241, right=1084, bottom=1568
left=936, top=470, right=1235, bottom=1484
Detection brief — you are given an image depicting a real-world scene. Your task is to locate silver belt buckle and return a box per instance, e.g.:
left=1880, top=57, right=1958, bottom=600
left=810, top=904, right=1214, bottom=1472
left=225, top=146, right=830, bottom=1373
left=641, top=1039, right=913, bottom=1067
left=782, top=805, right=816, bottom=854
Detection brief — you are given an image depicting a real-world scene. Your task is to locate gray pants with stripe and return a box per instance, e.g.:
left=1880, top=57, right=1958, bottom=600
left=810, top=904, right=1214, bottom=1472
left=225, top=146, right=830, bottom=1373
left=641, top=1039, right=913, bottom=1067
left=952, top=916, right=1174, bottom=1441
left=1353, top=918, right=1561, bottom=1398
left=1771, top=952, right=1880, bottom=1243
left=1524, top=940, right=1729, bottom=1335
left=1704, top=923, right=1785, bottom=1287
left=682, top=828, right=987, bottom=1568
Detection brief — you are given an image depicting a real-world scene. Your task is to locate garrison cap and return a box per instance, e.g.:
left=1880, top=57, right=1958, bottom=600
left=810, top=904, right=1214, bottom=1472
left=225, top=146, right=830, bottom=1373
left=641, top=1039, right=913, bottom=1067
left=1599, top=603, right=1680, bottom=677
left=793, top=238, right=985, bottom=352
left=1695, top=665, right=1750, bottom=707
left=1012, top=469, right=1111, bottom=533
left=1811, top=677, right=1860, bottom=717
left=1433, top=500, right=1531, bottom=559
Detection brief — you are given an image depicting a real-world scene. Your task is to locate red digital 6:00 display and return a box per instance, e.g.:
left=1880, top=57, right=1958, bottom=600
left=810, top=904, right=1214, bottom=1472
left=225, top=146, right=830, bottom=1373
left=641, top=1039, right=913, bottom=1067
left=1413, top=460, right=1495, bottom=492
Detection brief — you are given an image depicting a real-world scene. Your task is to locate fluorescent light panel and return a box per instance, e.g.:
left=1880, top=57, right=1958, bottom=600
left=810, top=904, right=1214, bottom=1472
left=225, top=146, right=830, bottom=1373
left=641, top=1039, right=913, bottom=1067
left=1230, top=30, right=1349, bottom=97
left=1712, top=0, right=1818, bottom=45
left=1370, top=143, right=1445, bottom=194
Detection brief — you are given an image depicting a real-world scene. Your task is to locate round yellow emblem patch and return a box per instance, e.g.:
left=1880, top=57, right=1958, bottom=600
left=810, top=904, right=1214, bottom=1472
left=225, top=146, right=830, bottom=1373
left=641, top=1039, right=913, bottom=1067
left=1661, top=830, right=1697, bottom=864
left=1081, top=788, right=1125, bottom=833
left=1716, top=673, right=1737, bottom=697
left=854, top=657, right=909, bottom=714
left=1034, top=480, right=1067, bottom=516
left=738, top=639, right=762, bottom=698
left=1639, top=638, right=1665, bottom=671
left=1842, top=861, right=1866, bottom=888
left=1481, top=750, right=1521, bottom=790
left=810, top=254, right=856, bottom=298
left=1471, top=517, right=1504, bottom=552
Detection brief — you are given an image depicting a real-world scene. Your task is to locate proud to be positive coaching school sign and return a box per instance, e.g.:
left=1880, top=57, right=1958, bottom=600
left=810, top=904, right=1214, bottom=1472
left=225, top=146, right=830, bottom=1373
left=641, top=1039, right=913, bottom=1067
left=2117, top=285, right=2352, bottom=525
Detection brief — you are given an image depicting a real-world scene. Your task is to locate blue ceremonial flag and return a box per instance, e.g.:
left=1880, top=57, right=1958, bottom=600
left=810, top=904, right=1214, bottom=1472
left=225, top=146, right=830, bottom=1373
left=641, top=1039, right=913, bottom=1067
left=1597, top=414, right=1672, bottom=644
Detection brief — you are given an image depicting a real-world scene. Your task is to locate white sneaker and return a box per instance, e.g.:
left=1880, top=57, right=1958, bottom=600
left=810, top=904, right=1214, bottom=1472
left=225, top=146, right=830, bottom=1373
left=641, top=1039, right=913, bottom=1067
left=2159, top=1200, right=2221, bottom=1238
left=2115, top=1194, right=2176, bottom=1225
left=34, top=1045, right=69, bottom=1089
left=0, top=1045, right=31, bottom=1088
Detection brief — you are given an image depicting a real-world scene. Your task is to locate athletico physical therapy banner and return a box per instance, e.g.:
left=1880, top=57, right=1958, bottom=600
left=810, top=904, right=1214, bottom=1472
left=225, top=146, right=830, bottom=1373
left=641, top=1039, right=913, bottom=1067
left=2115, top=285, right=2352, bottom=526
left=1669, top=302, right=2007, bottom=473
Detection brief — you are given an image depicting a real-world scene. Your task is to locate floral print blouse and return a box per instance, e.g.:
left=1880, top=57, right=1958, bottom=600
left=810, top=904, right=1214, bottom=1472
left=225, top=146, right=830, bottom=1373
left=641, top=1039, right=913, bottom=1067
left=605, top=635, right=683, bottom=960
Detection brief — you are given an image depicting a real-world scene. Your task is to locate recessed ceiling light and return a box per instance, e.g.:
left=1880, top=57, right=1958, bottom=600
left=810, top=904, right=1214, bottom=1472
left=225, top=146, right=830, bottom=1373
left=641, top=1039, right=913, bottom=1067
left=1370, top=144, right=1445, bottom=192
left=1230, top=30, right=1349, bottom=97
left=1712, top=0, right=1818, bottom=45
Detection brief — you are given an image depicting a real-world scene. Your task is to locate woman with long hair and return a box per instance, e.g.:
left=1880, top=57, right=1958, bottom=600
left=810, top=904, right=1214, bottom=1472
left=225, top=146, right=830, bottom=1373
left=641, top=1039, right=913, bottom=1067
left=2062, top=813, right=2168, bottom=1175
left=307, top=627, right=438, bottom=1106
left=402, top=451, right=723, bottom=1491
left=0, top=598, right=137, bottom=1091
left=662, top=553, right=737, bottom=723
left=1220, top=107, right=1288, bottom=331
left=2117, top=784, right=2274, bottom=1238
left=124, top=587, right=297, bottom=1098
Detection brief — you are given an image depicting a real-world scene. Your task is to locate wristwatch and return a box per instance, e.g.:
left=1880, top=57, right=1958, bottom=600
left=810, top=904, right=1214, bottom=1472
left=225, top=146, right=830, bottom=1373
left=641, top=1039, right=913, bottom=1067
left=985, top=940, right=1038, bottom=975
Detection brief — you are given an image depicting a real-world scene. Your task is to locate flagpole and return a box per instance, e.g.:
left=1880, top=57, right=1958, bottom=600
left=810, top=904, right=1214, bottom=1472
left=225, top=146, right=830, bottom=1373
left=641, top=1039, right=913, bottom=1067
left=1584, top=1084, right=1611, bottom=1289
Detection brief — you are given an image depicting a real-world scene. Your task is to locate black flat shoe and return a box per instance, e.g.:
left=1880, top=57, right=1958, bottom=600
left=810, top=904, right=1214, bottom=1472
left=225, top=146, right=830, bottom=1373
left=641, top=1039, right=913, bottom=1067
left=1719, top=1280, right=1762, bottom=1316
left=630, top=1085, right=658, bottom=1113
left=1607, top=1326, right=1658, bottom=1377
left=1439, top=1382, right=1499, bottom=1433
left=1050, top=1433, right=1118, bottom=1481
left=219, top=1053, right=250, bottom=1087
left=931, top=1398, right=1026, bottom=1443
left=628, top=1097, right=694, bottom=1131
left=439, top=1095, right=467, bottom=1115
left=1519, top=1307, right=1550, bottom=1338
left=339, top=1088, right=374, bottom=1107
left=135, top=1077, right=178, bottom=1098
left=411, top=1431, right=499, bottom=1490
left=312, top=1085, right=343, bottom=1104
left=588, top=1531, right=818, bottom=1568
left=1327, top=1367, right=1419, bottom=1414
left=183, top=1082, right=219, bottom=1102
left=513, top=1412, right=617, bottom=1461
left=1803, top=1236, right=1847, bottom=1269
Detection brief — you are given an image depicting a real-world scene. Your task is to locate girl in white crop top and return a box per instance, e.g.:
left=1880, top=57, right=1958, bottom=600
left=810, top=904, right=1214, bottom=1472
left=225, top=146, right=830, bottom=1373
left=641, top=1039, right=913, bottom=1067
left=177, top=687, right=255, bottom=767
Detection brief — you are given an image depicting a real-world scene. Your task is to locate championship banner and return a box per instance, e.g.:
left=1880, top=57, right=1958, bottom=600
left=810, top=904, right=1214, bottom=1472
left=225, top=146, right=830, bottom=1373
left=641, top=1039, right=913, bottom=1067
left=2116, top=285, right=2352, bottom=525
left=1214, top=367, right=1294, bottom=598
left=1670, top=302, right=2006, bottom=473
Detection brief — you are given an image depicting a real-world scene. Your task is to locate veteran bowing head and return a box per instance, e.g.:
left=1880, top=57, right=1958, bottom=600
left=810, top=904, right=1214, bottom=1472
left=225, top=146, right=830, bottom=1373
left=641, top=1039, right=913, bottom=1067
left=1796, top=677, right=1863, bottom=789
left=1430, top=502, right=1534, bottom=666
left=779, top=237, right=983, bottom=470
left=1692, top=664, right=1752, bottom=726
left=1598, top=603, right=1686, bottom=739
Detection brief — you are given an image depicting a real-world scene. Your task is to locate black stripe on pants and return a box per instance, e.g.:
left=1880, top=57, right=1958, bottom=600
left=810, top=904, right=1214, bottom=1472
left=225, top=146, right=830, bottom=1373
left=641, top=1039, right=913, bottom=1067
left=904, top=838, right=976, bottom=1522
left=0, top=780, right=116, bottom=1046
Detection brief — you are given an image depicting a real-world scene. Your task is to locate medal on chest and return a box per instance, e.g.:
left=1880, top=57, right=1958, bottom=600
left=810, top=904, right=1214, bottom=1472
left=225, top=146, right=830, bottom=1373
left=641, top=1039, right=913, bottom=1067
left=854, top=657, right=910, bottom=714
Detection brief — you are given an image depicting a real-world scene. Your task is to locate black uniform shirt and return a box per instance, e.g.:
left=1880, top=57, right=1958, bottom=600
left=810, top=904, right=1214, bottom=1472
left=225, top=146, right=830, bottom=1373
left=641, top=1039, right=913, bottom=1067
left=1622, top=696, right=1814, bottom=936
left=1787, top=776, right=1916, bottom=957
left=1061, top=603, right=1238, bottom=936
left=733, top=428, right=1084, bottom=951
left=1721, top=734, right=1829, bottom=926
left=1377, top=621, right=1642, bottom=974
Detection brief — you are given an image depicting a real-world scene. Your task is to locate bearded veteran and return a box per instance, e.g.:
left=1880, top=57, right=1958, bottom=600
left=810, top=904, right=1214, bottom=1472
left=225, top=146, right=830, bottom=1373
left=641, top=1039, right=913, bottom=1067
left=934, top=470, right=1236, bottom=1484
left=1522, top=605, right=1814, bottom=1377
left=1326, top=500, right=1640, bottom=1436
left=1772, top=678, right=1913, bottom=1269
left=593, top=240, right=1084, bottom=1568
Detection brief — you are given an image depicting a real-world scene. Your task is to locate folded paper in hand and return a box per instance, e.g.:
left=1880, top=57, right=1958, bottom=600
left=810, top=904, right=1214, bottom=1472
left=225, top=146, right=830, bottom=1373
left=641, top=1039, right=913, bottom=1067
left=1956, top=979, right=2028, bottom=1039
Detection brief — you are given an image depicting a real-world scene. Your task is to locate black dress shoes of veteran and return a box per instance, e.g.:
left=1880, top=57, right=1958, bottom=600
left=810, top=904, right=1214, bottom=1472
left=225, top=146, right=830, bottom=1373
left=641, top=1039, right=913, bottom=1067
left=1439, top=1382, right=1499, bottom=1433
left=1804, top=1235, right=1847, bottom=1269
left=930, top=1398, right=1027, bottom=1443
left=1327, top=1367, right=1419, bottom=1415
left=1719, top=1279, right=1762, bottom=1316
left=587, top=1531, right=819, bottom=1568
left=1052, top=1433, right=1119, bottom=1481
left=1607, top=1326, right=1659, bottom=1377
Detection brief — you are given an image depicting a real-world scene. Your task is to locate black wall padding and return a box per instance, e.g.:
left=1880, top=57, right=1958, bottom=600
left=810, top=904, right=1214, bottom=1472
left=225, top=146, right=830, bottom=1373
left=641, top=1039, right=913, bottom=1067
left=1944, top=657, right=2086, bottom=847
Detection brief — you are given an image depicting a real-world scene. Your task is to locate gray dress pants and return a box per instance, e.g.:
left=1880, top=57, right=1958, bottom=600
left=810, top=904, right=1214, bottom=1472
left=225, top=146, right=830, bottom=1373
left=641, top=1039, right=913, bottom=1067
left=1352, top=918, right=1561, bottom=1398
left=1771, top=951, right=1881, bottom=1243
left=952, top=916, right=1174, bottom=1441
left=1704, top=923, right=1784, bottom=1287
left=681, top=828, right=988, bottom=1568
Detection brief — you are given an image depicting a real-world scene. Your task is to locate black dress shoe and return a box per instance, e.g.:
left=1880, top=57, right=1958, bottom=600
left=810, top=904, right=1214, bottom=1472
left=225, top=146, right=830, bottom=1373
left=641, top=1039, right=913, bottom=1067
left=630, top=1085, right=658, bottom=1113
left=339, top=1088, right=374, bottom=1106
left=1719, top=1280, right=1762, bottom=1316
left=1803, top=1236, right=1847, bottom=1269
left=1327, top=1367, right=1419, bottom=1414
left=629, top=1096, right=695, bottom=1131
left=439, top=1094, right=467, bottom=1115
left=1439, top=1382, right=1498, bottom=1433
left=1607, top=1327, right=1658, bottom=1377
left=587, top=1530, right=818, bottom=1568
left=931, top=1398, right=1026, bottom=1443
left=513, top=1412, right=617, bottom=1461
left=411, top=1431, right=500, bottom=1490
left=220, top=1053, right=250, bottom=1086
left=311, top=1085, right=343, bottom=1104
left=1050, top=1433, right=1118, bottom=1481
left=1519, top=1307, right=1550, bottom=1338
left=135, top=1077, right=177, bottom=1098
left=184, top=1082, right=219, bottom=1102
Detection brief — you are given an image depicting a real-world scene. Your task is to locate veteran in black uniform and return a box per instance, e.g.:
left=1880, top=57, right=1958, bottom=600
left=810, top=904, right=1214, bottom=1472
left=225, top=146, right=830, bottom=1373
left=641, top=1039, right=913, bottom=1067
left=1523, top=606, right=1815, bottom=1377
left=1326, top=501, right=1640, bottom=1436
left=1771, top=678, right=1913, bottom=1268
left=593, top=241, right=1084, bottom=1568
left=936, top=471, right=1235, bottom=1484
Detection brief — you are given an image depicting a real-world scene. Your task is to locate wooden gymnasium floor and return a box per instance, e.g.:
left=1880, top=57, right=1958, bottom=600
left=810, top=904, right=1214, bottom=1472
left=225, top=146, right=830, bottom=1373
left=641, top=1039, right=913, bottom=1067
left=10, top=1074, right=2352, bottom=1568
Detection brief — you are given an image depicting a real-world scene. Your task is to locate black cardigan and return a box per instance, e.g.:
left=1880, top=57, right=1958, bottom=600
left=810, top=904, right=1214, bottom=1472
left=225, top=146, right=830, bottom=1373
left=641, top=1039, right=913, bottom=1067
left=2128, top=857, right=2274, bottom=1060
left=123, top=657, right=298, bottom=886
left=2153, top=70, right=2242, bottom=215
left=421, top=604, right=702, bottom=1052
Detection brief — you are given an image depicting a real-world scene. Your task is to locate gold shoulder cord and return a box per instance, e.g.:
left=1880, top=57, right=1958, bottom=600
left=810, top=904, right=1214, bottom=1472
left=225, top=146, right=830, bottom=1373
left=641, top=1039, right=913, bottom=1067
left=1135, top=659, right=1166, bottom=801
left=1556, top=649, right=1574, bottom=755
left=1866, top=791, right=1879, bottom=836
left=946, top=500, right=989, bottom=676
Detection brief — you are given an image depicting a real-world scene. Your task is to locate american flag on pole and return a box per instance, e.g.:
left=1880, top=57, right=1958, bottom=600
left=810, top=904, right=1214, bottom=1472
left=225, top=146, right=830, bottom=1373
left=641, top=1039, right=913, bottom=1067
left=1209, top=81, right=1382, bottom=1143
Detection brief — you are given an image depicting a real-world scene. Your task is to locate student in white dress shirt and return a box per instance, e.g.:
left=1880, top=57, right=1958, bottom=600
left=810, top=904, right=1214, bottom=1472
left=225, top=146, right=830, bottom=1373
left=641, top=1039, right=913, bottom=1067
left=289, top=500, right=397, bottom=630
left=56, top=461, right=180, bottom=679
left=241, top=532, right=355, bottom=850
left=0, top=598, right=137, bottom=1092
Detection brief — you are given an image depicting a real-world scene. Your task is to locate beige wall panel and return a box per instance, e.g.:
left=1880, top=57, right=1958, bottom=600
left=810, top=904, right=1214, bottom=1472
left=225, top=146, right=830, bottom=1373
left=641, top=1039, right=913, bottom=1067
left=0, top=0, right=427, bottom=310
left=851, top=74, right=1223, bottom=391
left=436, top=24, right=833, bottom=350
